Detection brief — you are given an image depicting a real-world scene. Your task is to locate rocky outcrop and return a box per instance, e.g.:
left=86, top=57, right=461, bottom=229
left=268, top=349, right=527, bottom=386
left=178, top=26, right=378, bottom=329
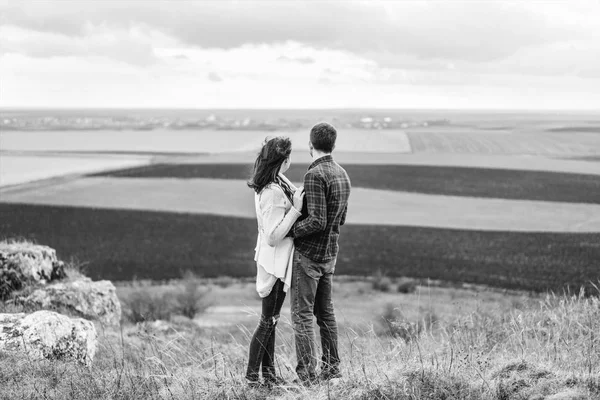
left=0, top=243, right=58, bottom=282
left=546, top=390, right=590, bottom=400
left=23, top=278, right=122, bottom=326
left=0, top=310, right=97, bottom=366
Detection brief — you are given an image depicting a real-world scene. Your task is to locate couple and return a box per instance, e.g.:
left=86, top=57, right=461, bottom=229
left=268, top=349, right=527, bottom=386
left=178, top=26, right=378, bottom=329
left=245, top=122, right=351, bottom=387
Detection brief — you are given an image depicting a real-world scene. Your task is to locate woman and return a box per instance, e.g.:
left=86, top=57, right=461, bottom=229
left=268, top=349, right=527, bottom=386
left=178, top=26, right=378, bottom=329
left=246, top=136, right=304, bottom=387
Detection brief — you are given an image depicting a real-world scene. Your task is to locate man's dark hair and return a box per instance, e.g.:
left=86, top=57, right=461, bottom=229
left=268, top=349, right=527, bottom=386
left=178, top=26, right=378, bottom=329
left=310, top=122, right=337, bottom=153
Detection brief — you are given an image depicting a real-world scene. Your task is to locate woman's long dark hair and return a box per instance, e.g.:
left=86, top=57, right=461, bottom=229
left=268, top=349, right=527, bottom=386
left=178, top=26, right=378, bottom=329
left=247, top=136, right=293, bottom=198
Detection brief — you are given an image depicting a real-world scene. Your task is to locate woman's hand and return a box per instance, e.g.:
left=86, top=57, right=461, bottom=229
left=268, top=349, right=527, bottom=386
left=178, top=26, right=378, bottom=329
left=293, top=187, right=305, bottom=210
left=278, top=172, right=298, bottom=192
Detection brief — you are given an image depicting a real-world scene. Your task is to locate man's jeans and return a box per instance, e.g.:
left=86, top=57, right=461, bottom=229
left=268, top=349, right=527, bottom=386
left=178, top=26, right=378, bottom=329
left=246, top=279, right=286, bottom=382
left=291, top=250, right=340, bottom=381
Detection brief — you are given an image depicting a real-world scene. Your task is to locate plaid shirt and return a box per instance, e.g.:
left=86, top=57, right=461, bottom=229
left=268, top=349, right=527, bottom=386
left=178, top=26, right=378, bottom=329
left=292, top=155, right=351, bottom=263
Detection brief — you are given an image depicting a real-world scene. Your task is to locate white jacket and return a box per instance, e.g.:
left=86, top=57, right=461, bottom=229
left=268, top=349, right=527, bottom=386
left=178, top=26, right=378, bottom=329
left=253, top=177, right=301, bottom=296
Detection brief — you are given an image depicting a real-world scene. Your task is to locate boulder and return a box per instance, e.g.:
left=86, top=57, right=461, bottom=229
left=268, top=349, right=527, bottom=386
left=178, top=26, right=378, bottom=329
left=546, top=390, right=590, bottom=400
left=0, top=243, right=57, bottom=282
left=0, top=310, right=97, bottom=366
left=23, top=278, right=122, bottom=326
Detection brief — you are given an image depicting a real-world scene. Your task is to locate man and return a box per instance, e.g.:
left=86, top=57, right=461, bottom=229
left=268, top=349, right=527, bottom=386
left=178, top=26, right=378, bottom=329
left=290, top=122, right=351, bottom=384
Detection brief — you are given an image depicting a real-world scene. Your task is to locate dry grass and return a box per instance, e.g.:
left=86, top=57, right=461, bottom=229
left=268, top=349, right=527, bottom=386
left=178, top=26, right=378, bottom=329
left=0, top=238, right=48, bottom=256
left=1, top=281, right=598, bottom=399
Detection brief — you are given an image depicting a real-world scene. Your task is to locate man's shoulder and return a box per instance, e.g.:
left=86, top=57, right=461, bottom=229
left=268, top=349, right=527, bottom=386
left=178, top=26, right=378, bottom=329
left=333, top=161, right=348, bottom=175
left=305, top=166, right=325, bottom=181
left=307, top=160, right=349, bottom=182
left=330, top=161, right=351, bottom=183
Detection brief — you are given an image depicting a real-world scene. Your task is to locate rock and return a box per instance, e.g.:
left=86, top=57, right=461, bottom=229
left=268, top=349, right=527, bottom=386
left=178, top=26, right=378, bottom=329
left=0, top=310, right=97, bottom=366
left=23, top=278, right=122, bottom=326
left=546, top=390, right=590, bottom=400
left=0, top=243, right=57, bottom=282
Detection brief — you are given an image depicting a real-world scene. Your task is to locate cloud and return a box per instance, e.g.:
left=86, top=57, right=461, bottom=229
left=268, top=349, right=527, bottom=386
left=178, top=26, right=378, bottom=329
left=207, top=71, right=223, bottom=82
left=2, top=1, right=597, bottom=64
left=0, top=24, right=162, bottom=66
left=277, top=55, right=315, bottom=64
left=1, top=0, right=600, bottom=108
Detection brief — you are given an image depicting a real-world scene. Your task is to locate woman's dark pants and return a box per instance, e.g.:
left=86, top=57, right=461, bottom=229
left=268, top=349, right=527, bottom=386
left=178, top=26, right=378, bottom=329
left=246, top=279, right=286, bottom=382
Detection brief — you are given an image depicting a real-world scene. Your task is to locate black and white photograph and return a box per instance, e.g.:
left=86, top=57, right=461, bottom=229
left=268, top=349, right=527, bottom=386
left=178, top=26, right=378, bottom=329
left=0, top=1, right=599, bottom=399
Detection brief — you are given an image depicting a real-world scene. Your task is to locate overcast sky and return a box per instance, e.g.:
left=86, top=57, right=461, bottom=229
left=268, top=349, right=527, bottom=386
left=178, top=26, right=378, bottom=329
left=1, top=0, right=600, bottom=109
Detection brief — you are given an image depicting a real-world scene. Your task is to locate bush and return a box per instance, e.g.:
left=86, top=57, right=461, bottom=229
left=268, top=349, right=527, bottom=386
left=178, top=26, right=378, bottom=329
left=50, top=261, right=67, bottom=281
left=122, top=285, right=175, bottom=323
left=381, top=303, right=439, bottom=342
left=382, top=303, right=419, bottom=342
left=173, top=271, right=212, bottom=319
left=121, top=273, right=212, bottom=323
left=0, top=254, right=25, bottom=301
left=397, top=280, right=417, bottom=294
left=372, top=269, right=392, bottom=292
left=211, top=276, right=237, bottom=288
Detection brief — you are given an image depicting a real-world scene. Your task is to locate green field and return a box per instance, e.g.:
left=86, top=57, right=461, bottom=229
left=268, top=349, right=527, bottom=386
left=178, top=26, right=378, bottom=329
left=2, top=203, right=598, bottom=292
left=91, top=163, right=600, bottom=204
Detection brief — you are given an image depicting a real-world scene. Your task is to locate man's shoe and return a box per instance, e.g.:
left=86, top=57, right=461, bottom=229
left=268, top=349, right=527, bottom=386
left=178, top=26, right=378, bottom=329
left=246, top=379, right=263, bottom=389
left=292, top=375, right=318, bottom=387
left=263, top=375, right=287, bottom=388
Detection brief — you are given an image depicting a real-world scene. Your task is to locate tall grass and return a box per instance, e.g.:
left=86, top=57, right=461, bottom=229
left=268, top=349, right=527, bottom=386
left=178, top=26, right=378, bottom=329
left=1, top=288, right=598, bottom=399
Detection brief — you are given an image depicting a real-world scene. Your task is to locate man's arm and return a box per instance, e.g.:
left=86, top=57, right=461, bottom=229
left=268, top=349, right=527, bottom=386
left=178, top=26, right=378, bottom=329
left=292, top=172, right=327, bottom=238
left=340, top=204, right=348, bottom=226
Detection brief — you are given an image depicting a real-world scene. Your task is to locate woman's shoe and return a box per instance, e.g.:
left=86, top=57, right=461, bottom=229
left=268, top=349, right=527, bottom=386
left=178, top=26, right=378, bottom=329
left=246, top=378, right=263, bottom=389
left=319, top=369, right=342, bottom=381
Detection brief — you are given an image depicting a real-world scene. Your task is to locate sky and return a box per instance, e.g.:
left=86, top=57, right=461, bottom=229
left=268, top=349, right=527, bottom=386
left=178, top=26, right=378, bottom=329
left=1, top=0, right=600, bottom=110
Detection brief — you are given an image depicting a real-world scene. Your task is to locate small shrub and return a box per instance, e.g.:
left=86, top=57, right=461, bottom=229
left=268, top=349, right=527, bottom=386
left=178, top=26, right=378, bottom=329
left=122, top=285, right=175, bottom=323
left=0, top=255, right=25, bottom=301
left=381, top=303, right=418, bottom=341
left=62, top=257, right=89, bottom=280
left=50, top=261, right=66, bottom=281
left=381, top=303, right=438, bottom=342
left=372, top=269, right=392, bottom=292
left=397, top=280, right=417, bottom=294
left=173, top=271, right=212, bottom=319
left=212, top=276, right=236, bottom=288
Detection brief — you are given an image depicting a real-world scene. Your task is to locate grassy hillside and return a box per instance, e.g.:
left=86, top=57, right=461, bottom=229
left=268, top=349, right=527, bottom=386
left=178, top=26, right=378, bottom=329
left=1, top=203, right=599, bottom=292
left=1, top=283, right=598, bottom=399
left=90, top=163, right=600, bottom=204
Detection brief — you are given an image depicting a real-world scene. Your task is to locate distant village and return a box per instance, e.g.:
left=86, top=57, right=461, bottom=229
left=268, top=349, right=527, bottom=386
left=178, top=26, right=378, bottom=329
left=0, top=113, right=450, bottom=131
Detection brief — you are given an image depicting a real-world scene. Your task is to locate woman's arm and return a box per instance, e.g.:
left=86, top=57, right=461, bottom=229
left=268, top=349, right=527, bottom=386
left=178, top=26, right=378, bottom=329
left=292, top=171, right=327, bottom=238
left=260, top=186, right=302, bottom=247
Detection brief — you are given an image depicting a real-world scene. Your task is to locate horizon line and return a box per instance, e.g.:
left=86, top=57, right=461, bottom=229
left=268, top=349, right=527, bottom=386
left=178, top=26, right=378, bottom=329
left=1, top=106, right=599, bottom=113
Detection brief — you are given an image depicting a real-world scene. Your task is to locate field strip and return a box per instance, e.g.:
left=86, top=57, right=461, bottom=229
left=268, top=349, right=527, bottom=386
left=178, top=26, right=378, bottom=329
left=89, top=163, right=600, bottom=204
left=1, top=129, right=412, bottom=154
left=154, top=151, right=600, bottom=175
left=0, top=155, right=151, bottom=188
left=2, top=177, right=599, bottom=233
left=406, top=130, right=600, bottom=156
left=3, top=202, right=597, bottom=289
